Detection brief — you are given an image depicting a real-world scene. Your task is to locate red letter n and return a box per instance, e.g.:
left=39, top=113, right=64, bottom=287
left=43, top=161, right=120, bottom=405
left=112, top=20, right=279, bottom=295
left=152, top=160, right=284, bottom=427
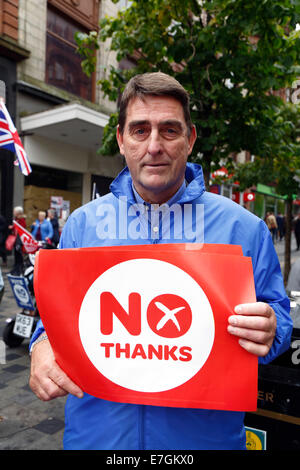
left=100, top=292, right=141, bottom=335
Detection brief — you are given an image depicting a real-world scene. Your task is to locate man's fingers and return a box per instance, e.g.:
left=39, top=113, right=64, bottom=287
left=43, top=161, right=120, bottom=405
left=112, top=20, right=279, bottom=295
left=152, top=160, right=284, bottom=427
left=30, top=376, right=68, bottom=402
left=48, top=365, right=83, bottom=399
left=228, top=314, right=270, bottom=331
left=227, top=324, right=272, bottom=345
left=227, top=302, right=277, bottom=357
left=237, top=339, right=271, bottom=357
left=234, top=302, right=272, bottom=317
left=29, top=338, right=84, bottom=401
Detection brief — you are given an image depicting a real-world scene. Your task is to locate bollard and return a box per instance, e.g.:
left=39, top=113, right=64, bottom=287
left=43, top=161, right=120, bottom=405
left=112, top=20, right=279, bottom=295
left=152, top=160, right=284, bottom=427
left=0, top=339, right=6, bottom=364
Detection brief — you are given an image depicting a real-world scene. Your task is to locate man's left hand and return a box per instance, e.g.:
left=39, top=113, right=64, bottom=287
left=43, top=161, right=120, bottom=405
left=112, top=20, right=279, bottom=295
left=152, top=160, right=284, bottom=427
left=227, top=302, right=277, bottom=357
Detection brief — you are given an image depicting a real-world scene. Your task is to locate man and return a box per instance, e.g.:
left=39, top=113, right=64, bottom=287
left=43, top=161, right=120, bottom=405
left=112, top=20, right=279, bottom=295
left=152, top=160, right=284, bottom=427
left=294, top=214, right=300, bottom=250
left=0, top=213, right=8, bottom=266
left=276, top=212, right=285, bottom=242
left=47, top=208, right=60, bottom=246
left=29, top=72, right=292, bottom=450
left=9, top=206, right=27, bottom=275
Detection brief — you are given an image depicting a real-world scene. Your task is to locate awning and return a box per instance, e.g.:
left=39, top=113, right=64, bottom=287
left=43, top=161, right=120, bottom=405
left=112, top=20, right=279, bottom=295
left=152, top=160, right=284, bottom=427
left=20, top=102, right=109, bottom=151
left=256, top=183, right=299, bottom=201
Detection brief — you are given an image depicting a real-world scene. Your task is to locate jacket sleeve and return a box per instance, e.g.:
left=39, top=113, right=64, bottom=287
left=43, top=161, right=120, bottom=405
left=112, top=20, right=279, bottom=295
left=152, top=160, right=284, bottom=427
left=46, top=220, right=53, bottom=240
left=252, top=224, right=293, bottom=364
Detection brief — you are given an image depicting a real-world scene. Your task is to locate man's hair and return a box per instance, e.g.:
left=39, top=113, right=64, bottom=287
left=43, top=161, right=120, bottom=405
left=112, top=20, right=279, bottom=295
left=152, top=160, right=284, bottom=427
left=118, top=72, right=192, bottom=134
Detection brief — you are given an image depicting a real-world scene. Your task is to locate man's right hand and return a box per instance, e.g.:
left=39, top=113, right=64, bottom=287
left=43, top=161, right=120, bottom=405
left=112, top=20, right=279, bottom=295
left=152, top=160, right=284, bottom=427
left=29, top=338, right=84, bottom=401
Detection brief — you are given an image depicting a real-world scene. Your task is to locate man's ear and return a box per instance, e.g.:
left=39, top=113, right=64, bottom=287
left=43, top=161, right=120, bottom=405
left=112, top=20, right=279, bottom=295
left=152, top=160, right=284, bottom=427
left=188, top=125, right=197, bottom=156
left=116, top=125, right=124, bottom=155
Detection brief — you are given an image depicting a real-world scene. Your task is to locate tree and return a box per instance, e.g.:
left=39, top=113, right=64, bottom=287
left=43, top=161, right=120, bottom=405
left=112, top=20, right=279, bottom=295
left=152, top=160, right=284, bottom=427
left=76, top=0, right=300, bottom=279
left=76, top=0, right=300, bottom=183
left=234, top=102, right=300, bottom=284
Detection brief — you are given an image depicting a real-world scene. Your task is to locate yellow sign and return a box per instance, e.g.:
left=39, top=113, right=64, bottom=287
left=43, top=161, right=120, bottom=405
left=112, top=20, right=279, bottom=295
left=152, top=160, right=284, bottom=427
left=245, top=427, right=266, bottom=450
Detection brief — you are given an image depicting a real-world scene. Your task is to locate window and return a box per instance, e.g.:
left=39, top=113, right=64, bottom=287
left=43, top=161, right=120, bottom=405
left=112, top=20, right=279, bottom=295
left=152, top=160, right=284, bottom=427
left=46, top=7, right=93, bottom=101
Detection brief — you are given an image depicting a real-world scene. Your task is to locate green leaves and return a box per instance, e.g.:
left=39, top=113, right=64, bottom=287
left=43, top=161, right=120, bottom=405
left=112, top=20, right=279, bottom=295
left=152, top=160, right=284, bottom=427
left=75, top=0, right=300, bottom=195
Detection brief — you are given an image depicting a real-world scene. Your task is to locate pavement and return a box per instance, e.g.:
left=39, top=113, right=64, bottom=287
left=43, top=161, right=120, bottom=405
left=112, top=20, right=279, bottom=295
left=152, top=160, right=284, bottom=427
left=0, top=236, right=299, bottom=451
left=0, top=256, right=66, bottom=451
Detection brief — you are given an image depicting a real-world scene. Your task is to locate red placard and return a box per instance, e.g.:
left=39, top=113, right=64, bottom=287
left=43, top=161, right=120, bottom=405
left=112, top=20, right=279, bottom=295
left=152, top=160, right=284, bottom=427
left=13, top=220, right=39, bottom=254
left=34, top=243, right=257, bottom=411
left=243, top=192, right=255, bottom=202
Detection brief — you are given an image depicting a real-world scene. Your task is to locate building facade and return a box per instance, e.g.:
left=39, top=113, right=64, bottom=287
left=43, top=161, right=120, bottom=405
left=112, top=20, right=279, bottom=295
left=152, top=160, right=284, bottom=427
left=0, top=0, right=124, bottom=226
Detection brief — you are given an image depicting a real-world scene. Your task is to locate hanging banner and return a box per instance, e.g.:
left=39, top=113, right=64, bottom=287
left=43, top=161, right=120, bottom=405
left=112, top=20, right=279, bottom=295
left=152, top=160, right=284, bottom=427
left=34, top=243, right=258, bottom=411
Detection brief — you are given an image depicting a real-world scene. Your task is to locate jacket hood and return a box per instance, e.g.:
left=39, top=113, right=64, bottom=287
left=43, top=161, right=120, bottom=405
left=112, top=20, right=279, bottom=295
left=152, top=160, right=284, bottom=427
left=110, top=162, right=206, bottom=204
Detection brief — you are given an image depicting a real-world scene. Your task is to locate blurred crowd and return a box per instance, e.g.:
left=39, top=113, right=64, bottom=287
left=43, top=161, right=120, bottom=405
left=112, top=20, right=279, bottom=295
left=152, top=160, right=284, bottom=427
left=1, top=205, right=300, bottom=297
left=0, top=206, right=62, bottom=277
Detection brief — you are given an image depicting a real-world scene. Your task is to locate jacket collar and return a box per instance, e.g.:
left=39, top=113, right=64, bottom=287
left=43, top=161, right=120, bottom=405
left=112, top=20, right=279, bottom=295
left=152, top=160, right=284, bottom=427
left=110, top=162, right=206, bottom=205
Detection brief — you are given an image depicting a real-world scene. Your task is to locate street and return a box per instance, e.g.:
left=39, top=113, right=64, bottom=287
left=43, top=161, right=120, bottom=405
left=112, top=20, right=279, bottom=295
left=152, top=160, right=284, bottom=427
left=0, top=236, right=298, bottom=450
left=0, top=256, right=66, bottom=450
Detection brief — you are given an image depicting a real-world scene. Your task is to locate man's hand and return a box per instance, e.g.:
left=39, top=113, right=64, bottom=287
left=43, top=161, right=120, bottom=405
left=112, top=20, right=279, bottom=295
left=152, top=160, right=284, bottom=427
left=227, top=302, right=277, bottom=357
left=29, top=338, right=84, bottom=401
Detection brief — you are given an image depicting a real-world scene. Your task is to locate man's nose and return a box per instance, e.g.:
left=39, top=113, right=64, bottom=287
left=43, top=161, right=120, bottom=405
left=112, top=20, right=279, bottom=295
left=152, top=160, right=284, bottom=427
left=147, top=129, right=162, bottom=155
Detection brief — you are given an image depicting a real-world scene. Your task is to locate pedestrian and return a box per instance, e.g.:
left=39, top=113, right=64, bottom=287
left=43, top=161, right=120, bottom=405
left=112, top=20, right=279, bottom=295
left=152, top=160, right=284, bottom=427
left=0, top=213, right=8, bottom=266
left=47, top=208, right=60, bottom=246
left=9, top=206, right=26, bottom=275
left=276, top=212, right=285, bottom=241
left=29, top=72, right=292, bottom=451
left=286, top=258, right=300, bottom=292
left=265, top=211, right=277, bottom=243
left=0, top=266, right=4, bottom=302
left=31, top=211, right=53, bottom=243
left=293, top=214, right=300, bottom=251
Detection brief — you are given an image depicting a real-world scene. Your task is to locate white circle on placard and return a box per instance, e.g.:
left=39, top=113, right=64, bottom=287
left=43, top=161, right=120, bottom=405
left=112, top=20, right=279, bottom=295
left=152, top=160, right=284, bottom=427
left=79, top=258, right=214, bottom=392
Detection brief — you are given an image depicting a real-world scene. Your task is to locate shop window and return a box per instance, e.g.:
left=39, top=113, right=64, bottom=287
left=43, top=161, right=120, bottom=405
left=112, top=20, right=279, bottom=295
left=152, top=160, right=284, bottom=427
left=265, top=196, right=276, bottom=216
left=25, top=164, right=82, bottom=193
left=91, top=174, right=113, bottom=199
left=253, top=193, right=265, bottom=219
left=221, top=185, right=232, bottom=199
left=45, top=7, right=93, bottom=101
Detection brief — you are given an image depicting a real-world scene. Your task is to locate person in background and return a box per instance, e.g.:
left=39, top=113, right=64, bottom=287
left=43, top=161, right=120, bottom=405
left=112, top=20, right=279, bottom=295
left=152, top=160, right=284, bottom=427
left=9, top=206, right=26, bottom=275
left=276, top=212, right=285, bottom=242
left=0, top=266, right=4, bottom=302
left=31, top=211, right=53, bottom=243
left=0, top=213, right=8, bottom=266
left=47, top=209, right=60, bottom=246
left=293, top=214, right=300, bottom=251
left=265, top=212, right=277, bottom=244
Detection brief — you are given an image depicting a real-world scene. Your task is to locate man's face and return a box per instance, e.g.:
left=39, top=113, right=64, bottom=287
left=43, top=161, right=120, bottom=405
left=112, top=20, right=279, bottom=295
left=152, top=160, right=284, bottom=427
left=117, top=95, right=196, bottom=204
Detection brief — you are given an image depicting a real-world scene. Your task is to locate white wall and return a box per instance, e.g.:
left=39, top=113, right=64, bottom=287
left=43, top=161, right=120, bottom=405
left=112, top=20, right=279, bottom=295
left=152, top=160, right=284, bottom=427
left=23, top=134, right=124, bottom=204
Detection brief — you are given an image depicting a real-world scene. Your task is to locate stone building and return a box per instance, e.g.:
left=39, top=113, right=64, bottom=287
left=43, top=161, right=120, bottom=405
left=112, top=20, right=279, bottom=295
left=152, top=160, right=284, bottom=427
left=0, top=0, right=125, bottom=226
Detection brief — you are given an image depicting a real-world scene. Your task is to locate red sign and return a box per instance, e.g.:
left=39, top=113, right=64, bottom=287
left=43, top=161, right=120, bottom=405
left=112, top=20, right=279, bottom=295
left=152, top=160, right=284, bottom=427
left=34, top=243, right=257, bottom=411
left=232, top=192, right=240, bottom=203
left=211, top=167, right=230, bottom=179
left=243, top=192, right=255, bottom=202
left=13, top=220, right=39, bottom=254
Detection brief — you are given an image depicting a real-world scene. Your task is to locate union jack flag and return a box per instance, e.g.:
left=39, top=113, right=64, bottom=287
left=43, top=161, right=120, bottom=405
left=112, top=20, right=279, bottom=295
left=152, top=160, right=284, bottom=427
left=0, top=97, right=32, bottom=176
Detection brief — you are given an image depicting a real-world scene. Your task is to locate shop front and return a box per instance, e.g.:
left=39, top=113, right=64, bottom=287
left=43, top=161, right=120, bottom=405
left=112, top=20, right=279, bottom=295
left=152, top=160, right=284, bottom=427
left=19, top=102, right=124, bottom=226
left=250, top=184, right=286, bottom=219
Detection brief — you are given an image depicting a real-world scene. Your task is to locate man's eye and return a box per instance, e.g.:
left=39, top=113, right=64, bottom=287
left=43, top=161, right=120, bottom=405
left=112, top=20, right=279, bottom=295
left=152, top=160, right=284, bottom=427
left=132, top=128, right=149, bottom=138
left=161, top=128, right=178, bottom=137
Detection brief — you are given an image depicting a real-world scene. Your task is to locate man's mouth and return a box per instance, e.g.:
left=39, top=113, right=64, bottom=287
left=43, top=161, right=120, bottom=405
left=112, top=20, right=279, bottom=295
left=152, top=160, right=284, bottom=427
left=143, top=162, right=169, bottom=167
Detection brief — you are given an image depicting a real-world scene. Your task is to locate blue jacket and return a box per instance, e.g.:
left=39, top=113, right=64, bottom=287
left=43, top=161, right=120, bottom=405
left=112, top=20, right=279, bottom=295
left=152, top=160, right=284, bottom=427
left=31, top=219, right=53, bottom=241
left=31, top=163, right=292, bottom=450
